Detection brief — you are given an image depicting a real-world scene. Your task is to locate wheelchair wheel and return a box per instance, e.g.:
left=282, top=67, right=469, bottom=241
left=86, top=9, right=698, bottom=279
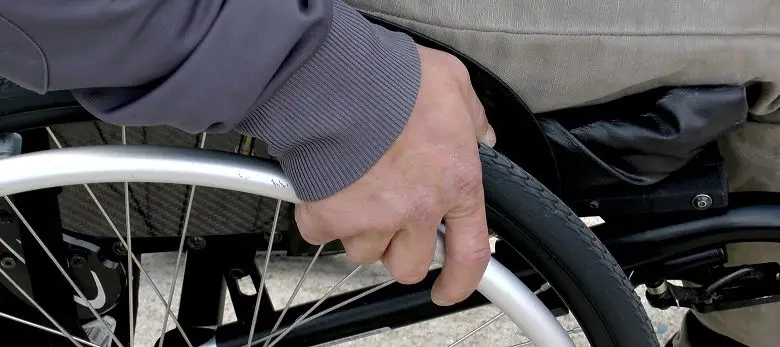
left=0, top=123, right=656, bottom=346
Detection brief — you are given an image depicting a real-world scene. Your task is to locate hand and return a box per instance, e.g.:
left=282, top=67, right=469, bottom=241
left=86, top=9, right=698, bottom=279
left=295, top=45, right=495, bottom=306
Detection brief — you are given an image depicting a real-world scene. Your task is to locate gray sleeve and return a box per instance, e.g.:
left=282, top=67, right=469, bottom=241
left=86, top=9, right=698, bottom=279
left=0, top=0, right=420, bottom=201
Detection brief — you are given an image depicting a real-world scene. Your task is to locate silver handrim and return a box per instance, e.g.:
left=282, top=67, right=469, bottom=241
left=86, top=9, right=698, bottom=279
left=0, top=130, right=578, bottom=347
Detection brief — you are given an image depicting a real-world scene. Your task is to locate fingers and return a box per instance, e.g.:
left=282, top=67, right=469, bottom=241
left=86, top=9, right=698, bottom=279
left=382, top=221, right=438, bottom=284
left=464, top=85, right=495, bottom=148
left=294, top=204, right=333, bottom=245
left=471, top=96, right=496, bottom=148
left=450, top=58, right=494, bottom=149
left=432, top=185, right=491, bottom=306
left=293, top=46, right=492, bottom=309
left=467, top=88, right=487, bottom=135
left=342, top=231, right=394, bottom=265
left=297, top=202, right=397, bottom=265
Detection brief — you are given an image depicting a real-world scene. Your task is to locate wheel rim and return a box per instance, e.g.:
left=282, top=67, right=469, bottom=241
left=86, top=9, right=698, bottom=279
left=0, top=128, right=580, bottom=347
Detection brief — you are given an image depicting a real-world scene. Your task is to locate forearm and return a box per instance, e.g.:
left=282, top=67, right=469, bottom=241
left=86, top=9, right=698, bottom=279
left=0, top=0, right=420, bottom=200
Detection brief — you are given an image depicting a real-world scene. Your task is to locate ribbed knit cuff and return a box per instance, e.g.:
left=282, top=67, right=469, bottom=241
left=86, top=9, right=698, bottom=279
left=236, top=1, right=421, bottom=201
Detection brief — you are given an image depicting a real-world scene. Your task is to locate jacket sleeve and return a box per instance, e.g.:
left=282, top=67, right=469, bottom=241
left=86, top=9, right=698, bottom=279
left=0, top=0, right=421, bottom=201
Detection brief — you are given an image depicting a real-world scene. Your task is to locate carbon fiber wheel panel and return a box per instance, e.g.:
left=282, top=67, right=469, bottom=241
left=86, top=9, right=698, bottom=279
left=43, top=122, right=292, bottom=238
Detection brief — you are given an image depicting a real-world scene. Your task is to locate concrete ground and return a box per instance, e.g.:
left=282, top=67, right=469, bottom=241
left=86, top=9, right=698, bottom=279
left=134, top=249, right=687, bottom=347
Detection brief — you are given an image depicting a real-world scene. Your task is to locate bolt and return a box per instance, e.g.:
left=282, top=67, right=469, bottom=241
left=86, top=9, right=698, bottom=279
left=0, top=256, right=16, bottom=269
left=589, top=201, right=600, bottom=209
left=692, top=194, right=713, bottom=210
left=187, top=236, right=207, bottom=250
left=229, top=268, right=245, bottom=279
left=0, top=209, right=12, bottom=224
left=263, top=231, right=283, bottom=244
left=69, top=254, right=87, bottom=268
left=112, top=242, right=127, bottom=256
left=646, top=280, right=670, bottom=297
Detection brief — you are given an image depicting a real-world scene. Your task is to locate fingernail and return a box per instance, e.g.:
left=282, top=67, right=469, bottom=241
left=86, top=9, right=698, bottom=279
left=431, top=284, right=455, bottom=306
left=481, top=125, right=497, bottom=148
left=432, top=295, right=453, bottom=306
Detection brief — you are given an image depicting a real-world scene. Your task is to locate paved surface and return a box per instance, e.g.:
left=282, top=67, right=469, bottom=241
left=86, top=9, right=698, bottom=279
left=134, top=250, right=687, bottom=347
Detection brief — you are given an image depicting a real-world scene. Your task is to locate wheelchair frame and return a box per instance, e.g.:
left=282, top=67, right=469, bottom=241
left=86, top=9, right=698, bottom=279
left=0, top=13, right=778, bottom=346
left=2, top=128, right=778, bottom=347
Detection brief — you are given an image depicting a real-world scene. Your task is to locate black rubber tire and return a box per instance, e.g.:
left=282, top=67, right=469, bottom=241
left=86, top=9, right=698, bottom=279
left=480, top=144, right=658, bottom=347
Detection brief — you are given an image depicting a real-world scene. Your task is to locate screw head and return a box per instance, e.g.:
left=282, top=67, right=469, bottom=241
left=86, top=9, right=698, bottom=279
left=692, top=194, right=713, bottom=210
left=187, top=236, right=207, bottom=250
left=263, top=231, right=284, bottom=244
left=0, top=256, right=16, bottom=269
left=112, top=242, right=127, bottom=256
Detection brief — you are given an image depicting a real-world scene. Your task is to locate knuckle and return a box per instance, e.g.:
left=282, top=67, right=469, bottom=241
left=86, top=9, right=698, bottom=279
left=432, top=50, right=469, bottom=84
left=294, top=205, right=335, bottom=245
left=366, top=215, right=400, bottom=239
left=444, top=55, right=470, bottom=81
left=293, top=204, right=308, bottom=226
left=329, top=226, right=354, bottom=241
left=345, top=247, right=381, bottom=265
left=297, top=227, right=331, bottom=245
left=454, top=243, right=491, bottom=267
left=453, top=166, right=483, bottom=196
left=408, top=191, right=439, bottom=223
left=379, top=215, right=402, bottom=234
left=301, top=233, right=326, bottom=246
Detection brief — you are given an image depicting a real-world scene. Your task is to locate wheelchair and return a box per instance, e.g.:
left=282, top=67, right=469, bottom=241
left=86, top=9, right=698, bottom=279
left=0, top=16, right=777, bottom=347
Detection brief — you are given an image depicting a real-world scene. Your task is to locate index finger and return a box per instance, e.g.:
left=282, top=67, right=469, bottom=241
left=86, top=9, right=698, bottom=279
left=431, top=186, right=491, bottom=306
left=467, top=89, right=496, bottom=148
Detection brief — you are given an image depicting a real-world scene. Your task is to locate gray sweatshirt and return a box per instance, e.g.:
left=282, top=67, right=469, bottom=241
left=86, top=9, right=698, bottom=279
left=0, top=0, right=421, bottom=201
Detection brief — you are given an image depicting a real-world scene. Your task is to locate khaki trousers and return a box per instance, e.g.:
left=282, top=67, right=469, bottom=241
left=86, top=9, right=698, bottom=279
left=346, top=1, right=780, bottom=345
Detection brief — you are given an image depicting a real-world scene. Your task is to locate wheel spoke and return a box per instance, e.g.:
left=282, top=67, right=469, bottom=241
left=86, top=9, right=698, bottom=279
left=265, top=265, right=363, bottom=347
left=0, top=311, right=98, bottom=347
left=246, top=200, right=282, bottom=347
left=251, top=278, right=396, bottom=346
left=0, top=244, right=90, bottom=347
left=510, top=326, right=582, bottom=347
left=447, top=264, right=552, bottom=346
left=2, top=197, right=125, bottom=347
left=122, top=126, right=135, bottom=347
left=24, top=128, right=583, bottom=347
left=46, top=127, right=193, bottom=347
left=120, top=240, right=195, bottom=347
left=452, top=283, right=552, bottom=347
left=534, top=282, right=551, bottom=295
left=267, top=279, right=561, bottom=347
left=262, top=244, right=325, bottom=347
left=70, top=187, right=193, bottom=347
left=158, top=133, right=207, bottom=347
left=448, top=312, right=505, bottom=347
